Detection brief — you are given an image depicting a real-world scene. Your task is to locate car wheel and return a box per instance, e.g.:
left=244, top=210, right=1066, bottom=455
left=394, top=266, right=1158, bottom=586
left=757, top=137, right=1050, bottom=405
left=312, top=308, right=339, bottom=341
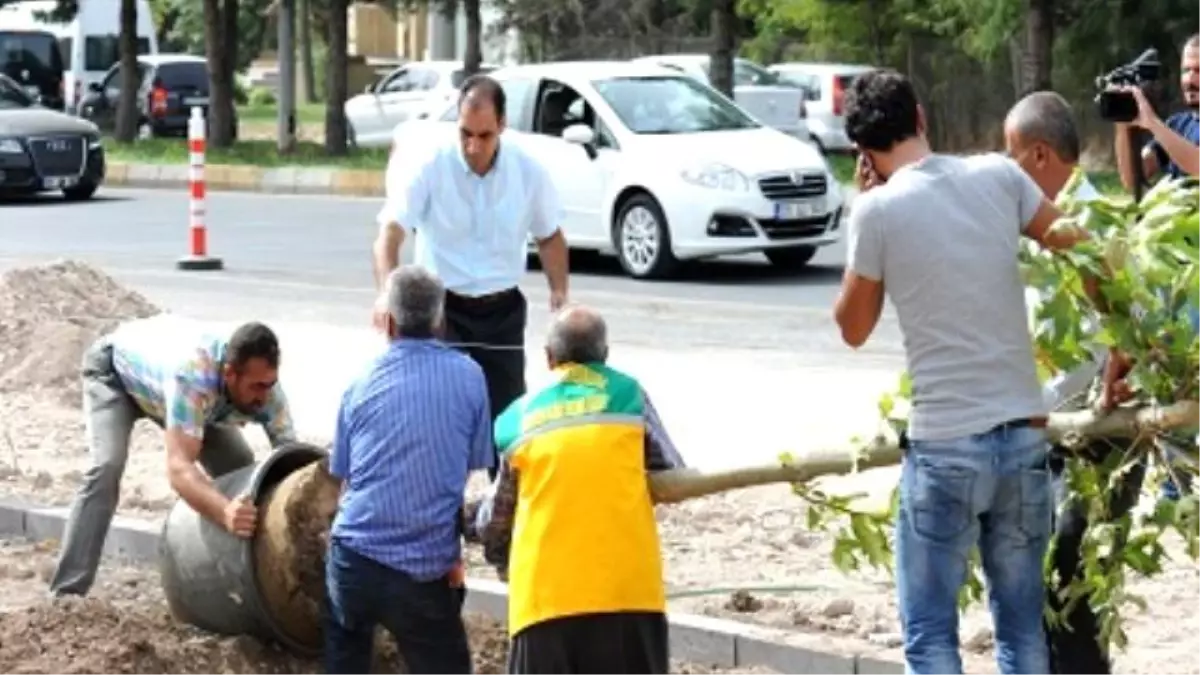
left=765, top=245, right=818, bottom=268
left=613, top=192, right=680, bottom=280
left=62, top=181, right=99, bottom=201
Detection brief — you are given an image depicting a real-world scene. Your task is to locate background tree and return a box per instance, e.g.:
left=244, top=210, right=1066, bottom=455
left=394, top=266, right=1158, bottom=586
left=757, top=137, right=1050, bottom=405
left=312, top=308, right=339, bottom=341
left=113, top=0, right=139, bottom=142
left=202, top=0, right=240, bottom=147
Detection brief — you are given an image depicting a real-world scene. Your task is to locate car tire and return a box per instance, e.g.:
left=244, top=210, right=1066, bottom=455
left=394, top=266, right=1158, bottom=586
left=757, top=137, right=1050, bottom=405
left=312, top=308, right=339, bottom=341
left=764, top=245, right=818, bottom=269
left=613, top=191, right=681, bottom=280
left=62, top=181, right=99, bottom=201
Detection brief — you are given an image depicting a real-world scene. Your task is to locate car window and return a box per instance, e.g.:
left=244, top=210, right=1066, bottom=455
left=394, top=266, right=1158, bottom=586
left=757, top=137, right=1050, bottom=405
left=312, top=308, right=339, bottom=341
left=592, top=75, right=759, bottom=135
left=733, top=59, right=784, bottom=86
left=774, top=70, right=822, bottom=100
left=84, top=35, right=151, bottom=72
left=102, top=62, right=147, bottom=98
left=381, top=68, right=416, bottom=93
left=57, top=37, right=72, bottom=69
left=1, top=31, right=63, bottom=83
left=156, top=62, right=209, bottom=91
left=0, top=73, right=34, bottom=108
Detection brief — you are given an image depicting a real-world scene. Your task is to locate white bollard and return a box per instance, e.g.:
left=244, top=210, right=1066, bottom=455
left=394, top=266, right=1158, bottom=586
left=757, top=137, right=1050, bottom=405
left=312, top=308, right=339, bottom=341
left=176, top=106, right=224, bottom=271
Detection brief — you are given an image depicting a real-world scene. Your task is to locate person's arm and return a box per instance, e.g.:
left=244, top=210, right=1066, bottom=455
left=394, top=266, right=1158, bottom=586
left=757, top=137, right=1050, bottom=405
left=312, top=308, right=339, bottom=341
left=1115, top=123, right=1161, bottom=191
left=527, top=161, right=569, bottom=309
left=257, top=385, right=297, bottom=447
left=328, top=385, right=355, bottom=483
left=467, top=369, right=496, bottom=474
left=162, top=374, right=241, bottom=531
left=372, top=153, right=432, bottom=291
left=642, top=388, right=687, bottom=472
left=833, top=198, right=886, bottom=348
left=1006, top=157, right=1088, bottom=252
left=477, top=457, right=519, bottom=580
left=1144, top=114, right=1200, bottom=179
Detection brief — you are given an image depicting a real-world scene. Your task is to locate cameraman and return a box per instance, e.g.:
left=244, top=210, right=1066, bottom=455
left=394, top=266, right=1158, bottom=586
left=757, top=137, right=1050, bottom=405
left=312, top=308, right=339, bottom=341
left=1113, top=34, right=1199, bottom=188
left=1104, top=36, right=1200, bottom=499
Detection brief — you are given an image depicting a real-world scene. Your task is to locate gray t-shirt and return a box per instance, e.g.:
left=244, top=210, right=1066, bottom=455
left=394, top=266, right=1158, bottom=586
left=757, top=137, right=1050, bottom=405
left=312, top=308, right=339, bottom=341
left=847, top=152, right=1049, bottom=441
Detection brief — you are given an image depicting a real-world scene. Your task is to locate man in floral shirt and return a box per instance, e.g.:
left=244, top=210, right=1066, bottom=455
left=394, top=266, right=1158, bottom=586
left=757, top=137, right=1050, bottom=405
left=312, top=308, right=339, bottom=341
left=49, top=313, right=296, bottom=597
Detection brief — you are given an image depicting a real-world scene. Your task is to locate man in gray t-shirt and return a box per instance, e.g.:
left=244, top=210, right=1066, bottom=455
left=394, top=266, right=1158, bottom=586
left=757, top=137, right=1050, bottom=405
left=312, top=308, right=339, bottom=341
left=833, top=70, right=1087, bottom=675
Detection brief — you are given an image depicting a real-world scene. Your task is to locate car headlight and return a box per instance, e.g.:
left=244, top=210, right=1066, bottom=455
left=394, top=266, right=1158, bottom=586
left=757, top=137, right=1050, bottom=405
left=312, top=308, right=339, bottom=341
left=0, top=138, right=23, bottom=154
left=680, top=163, right=751, bottom=192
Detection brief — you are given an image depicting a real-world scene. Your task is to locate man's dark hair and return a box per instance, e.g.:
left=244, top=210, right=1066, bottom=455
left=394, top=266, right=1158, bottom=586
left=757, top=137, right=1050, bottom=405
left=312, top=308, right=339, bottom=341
left=843, top=69, right=921, bottom=152
left=459, top=73, right=506, bottom=119
left=227, top=322, right=281, bottom=370
left=1006, top=91, right=1081, bottom=163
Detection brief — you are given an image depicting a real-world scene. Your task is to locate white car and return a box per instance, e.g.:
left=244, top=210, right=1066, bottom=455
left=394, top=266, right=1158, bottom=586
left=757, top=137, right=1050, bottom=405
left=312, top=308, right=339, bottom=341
left=391, top=61, right=844, bottom=280
left=344, top=60, right=497, bottom=148
left=631, top=54, right=810, bottom=142
left=766, top=62, right=876, bottom=153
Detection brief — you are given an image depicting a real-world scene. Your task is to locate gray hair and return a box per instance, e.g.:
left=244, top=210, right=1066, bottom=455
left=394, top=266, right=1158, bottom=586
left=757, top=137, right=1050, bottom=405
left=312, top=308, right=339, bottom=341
left=386, top=266, right=445, bottom=338
left=546, top=304, right=608, bottom=364
left=1005, top=91, right=1081, bottom=163
left=1187, top=33, right=1199, bottom=51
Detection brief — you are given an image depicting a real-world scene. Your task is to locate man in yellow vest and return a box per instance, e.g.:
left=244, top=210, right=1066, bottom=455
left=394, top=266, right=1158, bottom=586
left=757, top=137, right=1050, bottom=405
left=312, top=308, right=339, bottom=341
left=474, top=304, right=686, bottom=674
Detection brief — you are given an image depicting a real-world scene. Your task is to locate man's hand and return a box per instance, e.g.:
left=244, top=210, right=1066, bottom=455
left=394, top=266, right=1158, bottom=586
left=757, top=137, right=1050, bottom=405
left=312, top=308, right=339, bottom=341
left=223, top=494, right=258, bottom=538
left=1100, top=348, right=1135, bottom=411
left=549, top=289, right=568, bottom=312
left=371, top=291, right=391, bottom=333
left=854, top=152, right=885, bottom=192
left=1117, top=85, right=1162, bottom=131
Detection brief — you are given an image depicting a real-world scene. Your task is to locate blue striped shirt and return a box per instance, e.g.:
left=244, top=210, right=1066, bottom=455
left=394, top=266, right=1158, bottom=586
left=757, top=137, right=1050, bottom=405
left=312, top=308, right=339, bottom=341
left=328, top=338, right=494, bottom=580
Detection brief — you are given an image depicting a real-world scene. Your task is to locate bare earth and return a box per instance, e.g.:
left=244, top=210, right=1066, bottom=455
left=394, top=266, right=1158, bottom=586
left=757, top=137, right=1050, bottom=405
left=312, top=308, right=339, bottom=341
left=0, top=538, right=764, bottom=674
left=1, top=260, right=1196, bottom=674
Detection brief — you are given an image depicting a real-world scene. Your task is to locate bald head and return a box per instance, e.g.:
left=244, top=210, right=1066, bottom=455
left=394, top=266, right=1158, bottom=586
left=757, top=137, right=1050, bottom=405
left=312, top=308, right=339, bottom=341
left=1005, top=91, right=1080, bottom=164
left=545, top=305, right=608, bottom=366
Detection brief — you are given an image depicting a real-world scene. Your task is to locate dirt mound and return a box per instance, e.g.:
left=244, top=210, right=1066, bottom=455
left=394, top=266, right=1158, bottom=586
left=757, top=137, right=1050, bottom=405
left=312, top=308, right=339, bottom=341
left=253, top=457, right=341, bottom=650
left=0, top=260, right=160, bottom=405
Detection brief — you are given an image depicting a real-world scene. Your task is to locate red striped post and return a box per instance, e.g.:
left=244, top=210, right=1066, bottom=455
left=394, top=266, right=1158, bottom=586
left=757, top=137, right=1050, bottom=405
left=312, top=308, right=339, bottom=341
left=176, top=106, right=224, bottom=271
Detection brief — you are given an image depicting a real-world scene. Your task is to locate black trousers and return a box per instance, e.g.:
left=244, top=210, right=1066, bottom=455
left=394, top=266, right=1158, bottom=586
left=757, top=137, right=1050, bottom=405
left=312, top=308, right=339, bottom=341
left=507, top=611, right=669, bottom=674
left=1044, top=442, right=1147, bottom=674
left=443, top=287, right=528, bottom=481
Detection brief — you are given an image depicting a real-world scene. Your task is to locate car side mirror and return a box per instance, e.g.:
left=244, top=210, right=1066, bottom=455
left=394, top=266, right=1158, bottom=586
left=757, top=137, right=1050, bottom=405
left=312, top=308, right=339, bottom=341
left=562, top=123, right=596, bottom=146
left=88, top=82, right=102, bottom=93
left=365, top=82, right=377, bottom=94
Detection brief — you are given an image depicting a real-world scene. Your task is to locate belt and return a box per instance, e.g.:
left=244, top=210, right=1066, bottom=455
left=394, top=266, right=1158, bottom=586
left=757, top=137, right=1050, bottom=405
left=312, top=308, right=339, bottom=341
left=993, top=416, right=1048, bottom=431
left=446, top=287, right=518, bottom=307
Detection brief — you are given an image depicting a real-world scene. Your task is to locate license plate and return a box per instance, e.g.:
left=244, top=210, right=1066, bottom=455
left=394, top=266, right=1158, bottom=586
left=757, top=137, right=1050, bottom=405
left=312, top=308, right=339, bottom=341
left=773, top=198, right=825, bottom=219
left=43, top=176, right=79, bottom=189
left=182, top=97, right=210, bottom=107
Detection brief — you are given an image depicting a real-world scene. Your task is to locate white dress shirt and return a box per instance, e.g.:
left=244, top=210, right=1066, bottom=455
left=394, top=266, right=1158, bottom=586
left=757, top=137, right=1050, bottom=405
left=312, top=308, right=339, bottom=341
left=379, top=131, right=562, bottom=297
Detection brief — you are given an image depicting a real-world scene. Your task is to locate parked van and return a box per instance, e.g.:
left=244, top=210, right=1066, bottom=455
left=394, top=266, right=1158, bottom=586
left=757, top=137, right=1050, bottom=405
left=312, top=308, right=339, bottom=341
left=0, top=0, right=159, bottom=113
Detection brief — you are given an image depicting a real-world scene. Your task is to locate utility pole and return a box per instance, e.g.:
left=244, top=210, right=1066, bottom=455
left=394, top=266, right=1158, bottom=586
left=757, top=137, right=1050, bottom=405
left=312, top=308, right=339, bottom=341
left=277, top=0, right=297, bottom=153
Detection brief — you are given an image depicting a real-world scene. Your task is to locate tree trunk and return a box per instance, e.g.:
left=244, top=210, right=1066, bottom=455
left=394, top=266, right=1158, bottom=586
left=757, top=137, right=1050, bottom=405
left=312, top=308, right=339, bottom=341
left=203, top=0, right=239, bottom=148
left=709, top=0, right=735, bottom=99
left=1021, top=0, right=1054, bottom=94
left=462, top=0, right=483, bottom=77
left=298, top=0, right=316, bottom=104
left=460, top=398, right=1198, bottom=535
left=324, top=0, right=349, bottom=156
left=113, top=0, right=139, bottom=143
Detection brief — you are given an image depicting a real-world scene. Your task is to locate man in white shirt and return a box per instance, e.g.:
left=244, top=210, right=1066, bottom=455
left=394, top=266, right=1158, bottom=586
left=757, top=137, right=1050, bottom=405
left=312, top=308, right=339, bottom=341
left=372, top=74, right=570, bottom=480
left=1004, top=90, right=1142, bottom=675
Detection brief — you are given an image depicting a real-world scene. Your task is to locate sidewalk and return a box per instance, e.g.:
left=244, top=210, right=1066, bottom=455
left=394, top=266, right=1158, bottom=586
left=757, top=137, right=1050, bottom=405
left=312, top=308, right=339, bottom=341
left=102, top=160, right=862, bottom=202
left=219, top=320, right=898, bottom=471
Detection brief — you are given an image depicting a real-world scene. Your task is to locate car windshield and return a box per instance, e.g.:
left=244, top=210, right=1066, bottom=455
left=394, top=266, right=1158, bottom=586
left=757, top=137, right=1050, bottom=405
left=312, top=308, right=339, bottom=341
left=0, top=75, right=34, bottom=109
left=592, top=75, right=759, bottom=135
left=1, top=30, right=62, bottom=83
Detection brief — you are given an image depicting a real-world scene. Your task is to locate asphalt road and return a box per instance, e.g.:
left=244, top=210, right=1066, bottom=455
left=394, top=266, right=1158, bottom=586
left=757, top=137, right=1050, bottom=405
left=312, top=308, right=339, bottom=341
left=0, top=187, right=904, bottom=366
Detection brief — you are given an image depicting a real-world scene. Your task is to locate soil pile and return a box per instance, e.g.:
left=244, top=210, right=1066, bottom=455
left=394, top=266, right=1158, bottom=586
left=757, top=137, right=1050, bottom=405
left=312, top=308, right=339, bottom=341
left=0, top=260, right=160, bottom=405
left=253, top=457, right=342, bottom=650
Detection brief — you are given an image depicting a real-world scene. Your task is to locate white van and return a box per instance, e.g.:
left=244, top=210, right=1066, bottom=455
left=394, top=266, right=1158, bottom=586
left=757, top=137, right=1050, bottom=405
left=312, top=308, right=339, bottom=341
left=0, top=0, right=158, bottom=112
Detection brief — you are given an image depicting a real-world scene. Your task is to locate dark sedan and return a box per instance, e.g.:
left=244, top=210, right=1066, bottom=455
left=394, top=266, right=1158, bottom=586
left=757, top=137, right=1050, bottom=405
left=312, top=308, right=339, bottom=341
left=0, top=73, right=105, bottom=201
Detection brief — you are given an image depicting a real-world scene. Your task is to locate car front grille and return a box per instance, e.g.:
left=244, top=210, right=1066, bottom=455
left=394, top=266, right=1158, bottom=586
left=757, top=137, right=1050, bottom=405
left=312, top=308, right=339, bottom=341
left=27, top=136, right=86, bottom=178
left=760, top=215, right=832, bottom=240
left=758, top=172, right=827, bottom=200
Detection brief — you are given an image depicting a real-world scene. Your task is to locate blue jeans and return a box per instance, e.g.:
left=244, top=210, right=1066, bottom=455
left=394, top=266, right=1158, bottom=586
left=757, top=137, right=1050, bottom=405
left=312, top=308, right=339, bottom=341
left=895, top=423, right=1052, bottom=675
left=323, top=539, right=472, bottom=674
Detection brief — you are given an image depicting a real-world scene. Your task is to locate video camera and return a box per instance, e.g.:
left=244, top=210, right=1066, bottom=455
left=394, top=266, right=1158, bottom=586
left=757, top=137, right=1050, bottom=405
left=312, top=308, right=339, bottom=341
left=1095, top=48, right=1162, bottom=123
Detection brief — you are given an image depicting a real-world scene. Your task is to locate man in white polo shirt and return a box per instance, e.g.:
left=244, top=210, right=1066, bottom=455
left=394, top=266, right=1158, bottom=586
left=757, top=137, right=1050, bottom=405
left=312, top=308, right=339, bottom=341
left=371, top=73, right=570, bottom=479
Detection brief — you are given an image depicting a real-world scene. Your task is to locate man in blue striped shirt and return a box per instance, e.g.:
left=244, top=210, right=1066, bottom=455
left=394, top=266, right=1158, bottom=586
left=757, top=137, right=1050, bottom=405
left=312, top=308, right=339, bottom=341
left=325, top=266, right=494, bottom=674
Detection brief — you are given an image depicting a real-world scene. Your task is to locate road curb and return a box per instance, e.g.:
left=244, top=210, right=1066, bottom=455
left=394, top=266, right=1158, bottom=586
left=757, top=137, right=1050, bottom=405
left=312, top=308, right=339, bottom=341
left=104, top=162, right=387, bottom=198
left=0, top=498, right=901, bottom=674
